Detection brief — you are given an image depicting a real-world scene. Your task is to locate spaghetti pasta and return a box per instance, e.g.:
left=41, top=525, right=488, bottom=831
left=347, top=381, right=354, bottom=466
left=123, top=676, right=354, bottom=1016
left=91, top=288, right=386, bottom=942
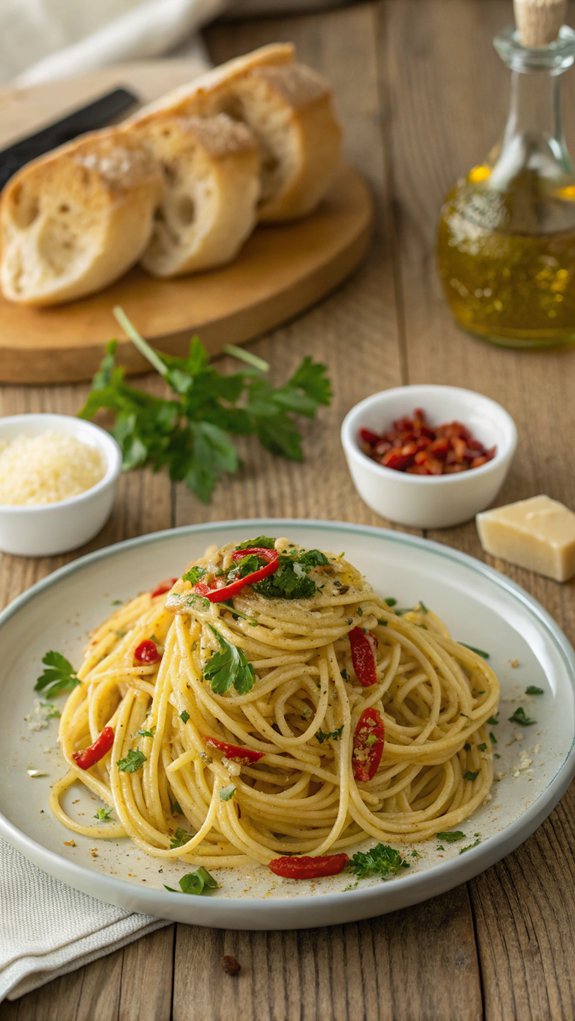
left=50, top=536, right=500, bottom=868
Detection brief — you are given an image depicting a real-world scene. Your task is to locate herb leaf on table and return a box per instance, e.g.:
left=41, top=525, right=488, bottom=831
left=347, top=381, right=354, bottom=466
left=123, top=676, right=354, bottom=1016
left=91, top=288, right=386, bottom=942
left=79, top=308, right=332, bottom=503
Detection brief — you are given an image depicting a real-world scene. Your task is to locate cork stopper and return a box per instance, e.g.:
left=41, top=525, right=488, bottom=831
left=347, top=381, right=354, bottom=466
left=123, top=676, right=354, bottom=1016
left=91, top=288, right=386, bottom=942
left=514, top=0, right=566, bottom=46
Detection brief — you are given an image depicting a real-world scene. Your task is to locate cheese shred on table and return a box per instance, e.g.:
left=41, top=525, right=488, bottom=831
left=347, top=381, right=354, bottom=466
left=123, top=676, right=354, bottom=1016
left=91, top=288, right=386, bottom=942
left=0, top=432, right=105, bottom=506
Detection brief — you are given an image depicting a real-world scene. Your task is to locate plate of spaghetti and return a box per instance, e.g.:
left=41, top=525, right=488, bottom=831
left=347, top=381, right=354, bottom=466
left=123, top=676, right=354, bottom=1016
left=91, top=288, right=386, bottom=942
left=0, top=520, right=574, bottom=929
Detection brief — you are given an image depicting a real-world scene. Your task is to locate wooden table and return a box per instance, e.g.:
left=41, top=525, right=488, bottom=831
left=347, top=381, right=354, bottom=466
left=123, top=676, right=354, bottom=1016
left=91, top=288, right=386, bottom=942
left=1, top=1, right=575, bottom=1018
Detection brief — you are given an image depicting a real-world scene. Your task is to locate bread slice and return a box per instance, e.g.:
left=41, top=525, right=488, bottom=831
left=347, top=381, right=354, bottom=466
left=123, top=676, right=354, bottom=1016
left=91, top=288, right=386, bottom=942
left=132, top=51, right=341, bottom=223
left=127, top=114, right=260, bottom=278
left=216, top=62, right=342, bottom=221
left=1, top=131, right=162, bottom=306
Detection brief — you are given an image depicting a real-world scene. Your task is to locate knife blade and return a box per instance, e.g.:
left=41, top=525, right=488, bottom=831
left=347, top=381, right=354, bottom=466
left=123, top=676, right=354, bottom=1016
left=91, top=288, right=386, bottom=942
left=0, top=86, right=140, bottom=189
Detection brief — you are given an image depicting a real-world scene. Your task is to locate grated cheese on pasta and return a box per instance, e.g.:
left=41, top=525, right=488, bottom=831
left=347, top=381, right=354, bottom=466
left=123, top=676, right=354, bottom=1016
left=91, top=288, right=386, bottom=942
left=0, top=432, right=105, bottom=506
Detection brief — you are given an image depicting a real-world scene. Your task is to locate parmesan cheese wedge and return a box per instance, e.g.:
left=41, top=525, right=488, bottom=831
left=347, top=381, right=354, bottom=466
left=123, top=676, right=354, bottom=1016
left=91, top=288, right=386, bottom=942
left=476, top=495, right=575, bottom=581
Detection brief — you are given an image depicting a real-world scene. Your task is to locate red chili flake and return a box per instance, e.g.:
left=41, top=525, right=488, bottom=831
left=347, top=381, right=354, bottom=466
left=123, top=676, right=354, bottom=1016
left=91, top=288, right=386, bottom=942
left=358, top=408, right=496, bottom=476
left=134, top=639, right=161, bottom=665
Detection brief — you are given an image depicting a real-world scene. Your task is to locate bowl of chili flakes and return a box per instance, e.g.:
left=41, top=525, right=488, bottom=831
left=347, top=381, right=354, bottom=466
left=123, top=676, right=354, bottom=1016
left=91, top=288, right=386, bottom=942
left=341, top=384, right=517, bottom=529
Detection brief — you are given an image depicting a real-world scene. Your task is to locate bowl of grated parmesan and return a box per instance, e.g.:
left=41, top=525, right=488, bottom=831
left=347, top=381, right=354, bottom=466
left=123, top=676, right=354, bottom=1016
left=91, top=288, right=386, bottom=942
left=0, top=414, right=121, bottom=555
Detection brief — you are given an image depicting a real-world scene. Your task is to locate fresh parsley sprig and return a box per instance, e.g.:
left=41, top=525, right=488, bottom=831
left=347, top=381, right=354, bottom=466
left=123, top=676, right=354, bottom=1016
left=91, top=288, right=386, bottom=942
left=164, top=867, right=219, bottom=895
left=79, top=308, right=332, bottom=503
left=204, top=627, right=256, bottom=695
left=34, top=651, right=81, bottom=699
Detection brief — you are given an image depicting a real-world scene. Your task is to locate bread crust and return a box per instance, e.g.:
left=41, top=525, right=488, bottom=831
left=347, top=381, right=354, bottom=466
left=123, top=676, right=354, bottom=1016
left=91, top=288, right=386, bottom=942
left=1, top=130, right=162, bottom=305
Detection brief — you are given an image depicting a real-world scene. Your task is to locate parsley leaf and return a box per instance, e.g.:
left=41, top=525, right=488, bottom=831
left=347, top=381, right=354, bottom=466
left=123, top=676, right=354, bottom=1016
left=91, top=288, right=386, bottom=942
left=180, top=711, right=190, bottom=724
left=316, top=725, right=344, bottom=744
left=182, top=566, right=207, bottom=585
left=164, top=867, right=219, bottom=895
left=436, top=830, right=466, bottom=843
left=235, top=536, right=276, bottom=550
left=34, top=651, right=81, bottom=699
left=204, top=627, right=256, bottom=695
left=254, top=549, right=328, bottom=600
left=94, top=807, right=113, bottom=822
left=463, top=770, right=479, bottom=781
left=459, top=643, right=490, bottom=659
left=509, top=706, right=536, bottom=726
left=348, top=843, right=410, bottom=880
left=79, top=310, right=332, bottom=503
left=525, top=686, right=544, bottom=696
left=170, top=827, right=193, bottom=848
left=117, top=749, right=147, bottom=773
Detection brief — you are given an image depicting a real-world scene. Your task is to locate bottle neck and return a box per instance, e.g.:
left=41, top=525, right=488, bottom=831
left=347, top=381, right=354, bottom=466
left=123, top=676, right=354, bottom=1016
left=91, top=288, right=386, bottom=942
left=501, top=70, right=570, bottom=173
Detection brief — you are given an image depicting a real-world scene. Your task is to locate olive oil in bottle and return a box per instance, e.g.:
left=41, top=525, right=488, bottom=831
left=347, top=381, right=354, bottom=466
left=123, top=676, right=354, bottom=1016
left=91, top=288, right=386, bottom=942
left=437, top=0, right=575, bottom=348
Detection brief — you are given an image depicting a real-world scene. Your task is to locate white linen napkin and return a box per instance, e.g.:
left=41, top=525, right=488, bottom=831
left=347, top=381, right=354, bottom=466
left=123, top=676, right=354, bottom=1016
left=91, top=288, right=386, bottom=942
left=3, top=0, right=228, bottom=86
left=0, top=837, right=170, bottom=1001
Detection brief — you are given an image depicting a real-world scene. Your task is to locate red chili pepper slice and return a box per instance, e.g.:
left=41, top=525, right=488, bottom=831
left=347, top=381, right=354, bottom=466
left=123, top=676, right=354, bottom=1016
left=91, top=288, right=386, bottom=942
left=206, top=737, right=264, bottom=762
left=72, top=725, right=114, bottom=770
left=352, top=708, right=385, bottom=783
left=268, top=853, right=350, bottom=879
left=349, top=627, right=378, bottom=687
left=193, top=547, right=279, bottom=603
left=151, top=578, right=177, bottom=598
left=134, top=639, right=161, bottom=665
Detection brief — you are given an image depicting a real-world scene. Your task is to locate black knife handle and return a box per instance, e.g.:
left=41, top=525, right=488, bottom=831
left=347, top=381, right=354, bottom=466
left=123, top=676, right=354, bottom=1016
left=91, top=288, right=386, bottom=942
left=0, top=86, right=139, bottom=188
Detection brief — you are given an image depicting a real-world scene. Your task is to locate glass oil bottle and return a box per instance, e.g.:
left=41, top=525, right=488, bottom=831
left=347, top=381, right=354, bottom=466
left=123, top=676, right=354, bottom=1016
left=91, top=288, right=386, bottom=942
left=437, top=16, right=575, bottom=348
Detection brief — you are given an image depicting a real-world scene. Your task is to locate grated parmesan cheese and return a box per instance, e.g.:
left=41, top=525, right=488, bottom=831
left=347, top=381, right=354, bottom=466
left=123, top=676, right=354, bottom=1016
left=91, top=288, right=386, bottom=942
left=0, top=432, right=105, bottom=506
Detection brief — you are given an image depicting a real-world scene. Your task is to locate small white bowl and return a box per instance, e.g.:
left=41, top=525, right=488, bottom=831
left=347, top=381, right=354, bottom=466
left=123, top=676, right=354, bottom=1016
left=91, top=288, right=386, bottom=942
left=0, top=414, right=121, bottom=556
left=341, top=385, right=517, bottom=529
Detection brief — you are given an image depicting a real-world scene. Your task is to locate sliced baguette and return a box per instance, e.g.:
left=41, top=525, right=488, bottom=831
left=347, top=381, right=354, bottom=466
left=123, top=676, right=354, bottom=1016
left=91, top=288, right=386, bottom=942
left=130, top=43, right=295, bottom=126
left=127, top=114, right=260, bottom=278
left=132, top=52, right=341, bottom=222
left=1, top=131, right=162, bottom=306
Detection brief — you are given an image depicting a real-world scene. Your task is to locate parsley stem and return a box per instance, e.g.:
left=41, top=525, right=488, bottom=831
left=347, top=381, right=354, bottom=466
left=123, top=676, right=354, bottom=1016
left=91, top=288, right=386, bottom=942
left=223, top=344, right=269, bottom=373
left=113, top=306, right=168, bottom=378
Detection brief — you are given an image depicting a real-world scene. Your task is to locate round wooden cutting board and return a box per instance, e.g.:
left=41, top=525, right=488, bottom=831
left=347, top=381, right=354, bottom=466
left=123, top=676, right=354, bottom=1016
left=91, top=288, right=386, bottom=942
left=0, top=62, right=373, bottom=384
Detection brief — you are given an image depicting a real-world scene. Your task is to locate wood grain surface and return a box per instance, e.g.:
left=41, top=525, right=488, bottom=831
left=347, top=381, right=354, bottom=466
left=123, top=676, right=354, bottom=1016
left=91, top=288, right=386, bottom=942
left=1, top=1, right=574, bottom=1020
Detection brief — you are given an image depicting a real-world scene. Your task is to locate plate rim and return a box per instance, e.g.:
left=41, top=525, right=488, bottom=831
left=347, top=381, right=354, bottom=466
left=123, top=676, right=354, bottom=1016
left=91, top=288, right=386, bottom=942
left=1, top=517, right=574, bottom=928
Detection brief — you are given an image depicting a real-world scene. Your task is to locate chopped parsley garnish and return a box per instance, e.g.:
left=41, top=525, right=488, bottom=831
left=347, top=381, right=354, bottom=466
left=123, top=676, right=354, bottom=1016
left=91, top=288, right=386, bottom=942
left=219, top=784, right=236, bottom=801
left=436, top=830, right=466, bottom=843
left=170, top=827, right=192, bottom=848
left=341, top=668, right=349, bottom=681
left=377, top=619, right=388, bottom=626
left=464, top=742, right=472, bottom=751
left=463, top=770, right=479, bottom=781
left=170, top=797, right=182, bottom=815
left=182, top=566, right=207, bottom=585
left=316, top=725, right=344, bottom=744
left=487, top=714, right=499, bottom=725
left=117, top=749, right=147, bottom=773
left=34, top=651, right=81, bottom=699
left=137, top=727, right=155, bottom=738
left=478, top=743, right=487, bottom=752
left=235, top=536, right=276, bottom=550
left=40, top=700, right=61, bottom=720
left=348, top=843, right=410, bottom=880
left=459, top=838, right=481, bottom=855
left=164, top=867, right=219, bottom=895
left=204, top=627, right=255, bottom=695
left=459, top=643, right=490, bottom=659
left=418, top=601, right=429, bottom=614
left=509, top=706, right=536, bottom=726
left=180, top=710, right=190, bottom=724
left=384, top=598, right=397, bottom=607
left=253, top=555, right=317, bottom=600
left=94, top=807, right=112, bottom=822
left=525, top=685, right=544, bottom=696
left=489, top=731, right=497, bottom=744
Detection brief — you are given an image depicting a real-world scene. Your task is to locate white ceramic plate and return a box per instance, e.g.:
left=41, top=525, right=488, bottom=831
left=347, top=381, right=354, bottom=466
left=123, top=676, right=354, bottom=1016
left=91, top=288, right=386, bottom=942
left=1, top=520, right=574, bottom=930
